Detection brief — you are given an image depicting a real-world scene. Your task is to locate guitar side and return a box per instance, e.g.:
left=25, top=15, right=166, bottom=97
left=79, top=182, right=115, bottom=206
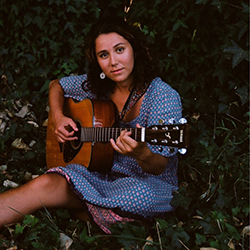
left=46, top=98, right=116, bottom=172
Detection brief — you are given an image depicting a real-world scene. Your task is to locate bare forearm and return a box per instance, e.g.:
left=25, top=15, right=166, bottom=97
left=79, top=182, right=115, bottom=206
left=48, top=79, right=65, bottom=122
left=48, top=79, right=78, bottom=142
left=136, top=147, right=169, bottom=175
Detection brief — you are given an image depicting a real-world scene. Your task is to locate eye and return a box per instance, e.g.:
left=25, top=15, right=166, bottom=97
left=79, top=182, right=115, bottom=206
left=116, top=47, right=124, bottom=53
left=99, top=52, right=108, bottom=59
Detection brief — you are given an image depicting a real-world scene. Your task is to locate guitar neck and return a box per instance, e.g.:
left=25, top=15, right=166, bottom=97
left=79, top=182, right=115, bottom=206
left=80, top=123, right=189, bottom=149
left=81, top=127, right=144, bottom=143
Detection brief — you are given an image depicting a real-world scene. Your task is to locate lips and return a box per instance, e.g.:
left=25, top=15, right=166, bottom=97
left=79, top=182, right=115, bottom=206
left=110, top=68, right=124, bottom=74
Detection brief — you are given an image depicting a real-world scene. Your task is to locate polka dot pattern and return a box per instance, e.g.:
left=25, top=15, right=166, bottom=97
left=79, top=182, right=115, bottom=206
left=48, top=75, right=182, bottom=231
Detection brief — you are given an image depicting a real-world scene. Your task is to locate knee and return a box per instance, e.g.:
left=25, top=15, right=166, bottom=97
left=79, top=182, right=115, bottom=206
left=28, top=173, right=65, bottom=194
left=26, top=173, right=74, bottom=208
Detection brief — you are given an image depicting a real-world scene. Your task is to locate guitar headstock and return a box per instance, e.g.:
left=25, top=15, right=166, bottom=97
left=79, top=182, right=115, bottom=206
left=146, top=118, right=189, bottom=154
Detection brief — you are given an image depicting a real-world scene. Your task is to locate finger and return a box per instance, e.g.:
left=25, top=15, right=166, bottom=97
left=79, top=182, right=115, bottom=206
left=55, top=127, right=71, bottom=138
left=61, top=118, right=78, bottom=133
left=55, top=133, right=76, bottom=143
left=118, top=136, right=138, bottom=155
left=68, top=119, right=79, bottom=132
left=110, top=138, right=123, bottom=153
left=119, top=130, right=137, bottom=147
left=55, top=126, right=78, bottom=142
left=111, top=134, right=132, bottom=153
left=119, top=129, right=131, bottom=136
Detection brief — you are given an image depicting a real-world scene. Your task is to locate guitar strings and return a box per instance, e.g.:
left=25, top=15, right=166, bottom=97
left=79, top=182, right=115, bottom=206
left=81, top=127, right=139, bottom=142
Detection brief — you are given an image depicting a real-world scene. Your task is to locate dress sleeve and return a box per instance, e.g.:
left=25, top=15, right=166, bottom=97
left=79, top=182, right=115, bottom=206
left=59, top=74, right=97, bottom=101
left=146, top=79, right=182, bottom=157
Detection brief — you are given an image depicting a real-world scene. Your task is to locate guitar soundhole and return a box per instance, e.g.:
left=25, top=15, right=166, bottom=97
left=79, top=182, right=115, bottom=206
left=70, top=121, right=82, bottom=149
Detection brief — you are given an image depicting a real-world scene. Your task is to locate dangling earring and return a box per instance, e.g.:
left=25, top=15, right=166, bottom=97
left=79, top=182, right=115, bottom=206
left=100, top=72, right=106, bottom=79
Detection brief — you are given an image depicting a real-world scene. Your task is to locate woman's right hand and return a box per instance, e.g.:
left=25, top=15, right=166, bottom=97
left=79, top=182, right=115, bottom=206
left=53, top=115, right=79, bottom=143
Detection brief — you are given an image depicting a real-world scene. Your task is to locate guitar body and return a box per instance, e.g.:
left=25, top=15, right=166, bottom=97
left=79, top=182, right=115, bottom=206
left=46, top=98, right=117, bottom=173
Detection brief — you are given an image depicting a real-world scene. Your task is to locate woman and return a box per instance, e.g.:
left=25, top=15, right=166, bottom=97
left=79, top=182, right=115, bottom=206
left=0, top=16, right=182, bottom=233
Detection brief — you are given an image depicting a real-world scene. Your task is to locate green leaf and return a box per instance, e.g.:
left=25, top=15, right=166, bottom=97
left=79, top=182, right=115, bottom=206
left=23, top=215, right=39, bottom=227
left=15, top=224, right=25, bottom=234
left=238, top=22, right=248, bottom=40
left=79, top=228, right=95, bottom=244
left=200, top=221, right=217, bottom=234
left=171, top=188, right=192, bottom=209
left=195, top=233, right=206, bottom=244
left=232, top=206, right=241, bottom=216
left=212, top=0, right=222, bottom=13
left=236, top=85, right=249, bottom=105
left=225, top=223, right=241, bottom=240
left=223, top=40, right=248, bottom=68
left=64, top=22, right=75, bottom=33
left=241, top=2, right=250, bottom=13
left=31, top=241, right=43, bottom=249
left=171, top=230, right=190, bottom=249
left=210, top=240, right=220, bottom=248
left=67, top=5, right=78, bottom=13
left=218, top=102, right=228, bottom=114
left=10, top=4, right=19, bottom=15
left=155, top=218, right=168, bottom=230
left=172, top=19, right=188, bottom=31
left=40, top=80, right=50, bottom=93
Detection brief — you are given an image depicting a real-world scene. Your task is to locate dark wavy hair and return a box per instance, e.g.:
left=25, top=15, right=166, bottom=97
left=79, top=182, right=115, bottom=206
left=84, top=16, right=155, bottom=98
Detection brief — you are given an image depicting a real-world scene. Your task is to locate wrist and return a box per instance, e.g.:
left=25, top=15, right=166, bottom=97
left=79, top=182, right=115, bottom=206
left=136, top=147, right=152, bottom=164
left=51, top=111, right=64, bottom=124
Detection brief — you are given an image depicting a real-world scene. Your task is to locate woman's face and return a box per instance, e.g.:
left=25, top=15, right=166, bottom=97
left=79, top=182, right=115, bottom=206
left=95, top=32, right=134, bottom=87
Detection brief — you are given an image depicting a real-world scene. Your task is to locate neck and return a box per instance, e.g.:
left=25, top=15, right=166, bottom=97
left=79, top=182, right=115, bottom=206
left=115, top=80, right=134, bottom=95
left=114, top=85, right=131, bottom=95
left=115, top=74, right=134, bottom=93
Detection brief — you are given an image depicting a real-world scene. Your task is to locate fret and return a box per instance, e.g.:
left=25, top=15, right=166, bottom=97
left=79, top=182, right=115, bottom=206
left=105, top=127, right=107, bottom=142
left=115, top=128, right=118, bottom=140
left=141, top=127, right=145, bottom=142
left=98, top=127, right=100, bottom=142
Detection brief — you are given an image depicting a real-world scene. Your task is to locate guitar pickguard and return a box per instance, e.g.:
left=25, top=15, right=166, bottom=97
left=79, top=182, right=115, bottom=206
left=63, top=121, right=83, bottom=163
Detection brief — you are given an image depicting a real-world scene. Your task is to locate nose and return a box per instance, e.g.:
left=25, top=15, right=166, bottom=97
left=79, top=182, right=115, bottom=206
left=110, top=53, right=118, bottom=66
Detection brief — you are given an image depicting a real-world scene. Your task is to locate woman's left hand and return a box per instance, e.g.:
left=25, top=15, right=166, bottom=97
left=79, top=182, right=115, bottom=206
left=110, top=123, right=169, bottom=175
left=110, top=124, right=148, bottom=159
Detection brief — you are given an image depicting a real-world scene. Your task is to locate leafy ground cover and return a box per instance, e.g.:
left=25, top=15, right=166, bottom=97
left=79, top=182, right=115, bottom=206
left=0, top=0, right=249, bottom=249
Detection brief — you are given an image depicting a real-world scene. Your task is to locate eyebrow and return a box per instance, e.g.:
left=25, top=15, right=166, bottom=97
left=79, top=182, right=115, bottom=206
left=96, top=42, right=126, bottom=55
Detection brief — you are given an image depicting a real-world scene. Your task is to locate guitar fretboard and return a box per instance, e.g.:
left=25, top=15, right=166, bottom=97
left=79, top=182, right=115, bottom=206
left=80, top=127, right=145, bottom=142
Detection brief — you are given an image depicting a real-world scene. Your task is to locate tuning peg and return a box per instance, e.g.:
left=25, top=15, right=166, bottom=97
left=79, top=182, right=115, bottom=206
left=158, top=119, right=165, bottom=124
left=168, top=118, right=176, bottom=124
left=178, top=148, right=187, bottom=154
left=179, top=118, right=187, bottom=124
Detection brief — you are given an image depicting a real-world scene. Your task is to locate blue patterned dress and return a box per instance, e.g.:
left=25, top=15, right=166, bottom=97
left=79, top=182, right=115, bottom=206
left=47, top=74, right=182, bottom=233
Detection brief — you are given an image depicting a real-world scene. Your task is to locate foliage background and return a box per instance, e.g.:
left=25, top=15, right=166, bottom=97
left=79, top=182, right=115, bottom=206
left=0, top=0, right=249, bottom=249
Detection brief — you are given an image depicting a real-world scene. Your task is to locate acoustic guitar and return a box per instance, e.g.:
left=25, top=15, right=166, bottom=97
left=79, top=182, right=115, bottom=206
left=46, top=98, right=189, bottom=173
